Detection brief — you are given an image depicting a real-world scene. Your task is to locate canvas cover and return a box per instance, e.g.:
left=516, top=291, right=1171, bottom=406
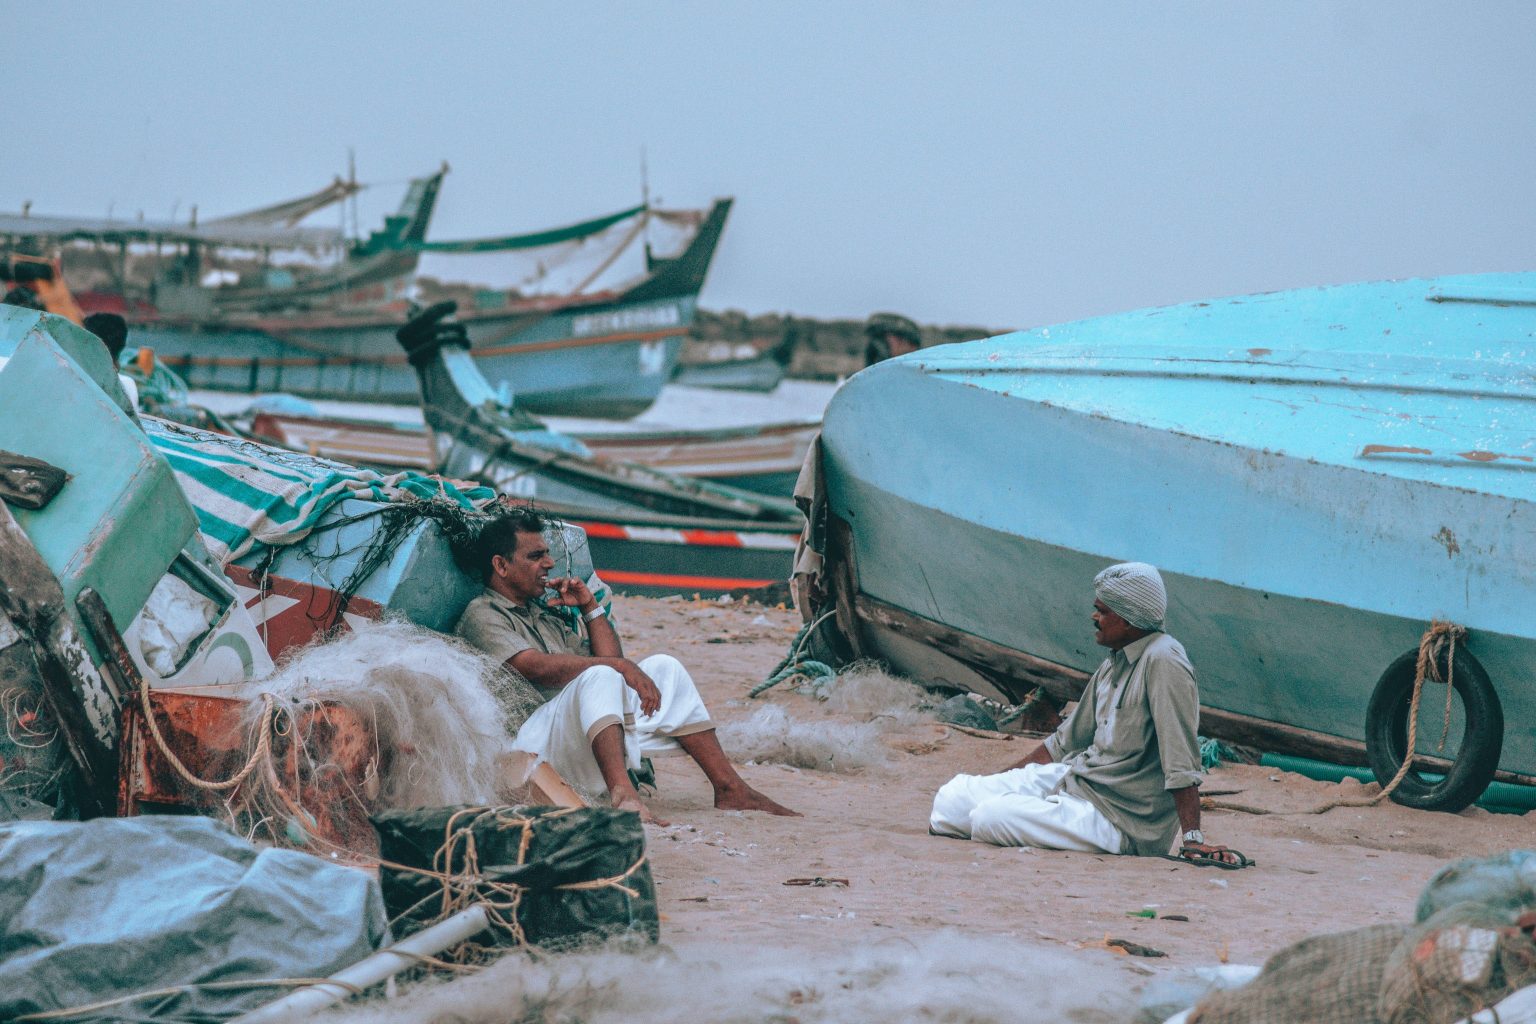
left=0, top=816, right=386, bottom=1021
left=141, top=416, right=495, bottom=564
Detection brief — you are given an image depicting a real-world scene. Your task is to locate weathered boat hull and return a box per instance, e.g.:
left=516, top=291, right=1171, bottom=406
left=814, top=273, right=1536, bottom=786
left=246, top=413, right=817, bottom=497
left=134, top=299, right=687, bottom=419
left=128, top=200, right=733, bottom=419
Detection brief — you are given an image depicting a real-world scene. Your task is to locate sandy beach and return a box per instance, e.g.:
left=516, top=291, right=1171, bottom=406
left=321, top=593, right=1536, bottom=1021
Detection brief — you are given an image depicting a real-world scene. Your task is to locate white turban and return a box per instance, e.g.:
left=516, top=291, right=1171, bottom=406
left=1093, top=562, right=1167, bottom=632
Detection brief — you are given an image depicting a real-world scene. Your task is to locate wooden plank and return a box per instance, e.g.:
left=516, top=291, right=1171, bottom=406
left=854, top=593, right=1088, bottom=702
left=75, top=587, right=134, bottom=706
left=827, top=515, right=865, bottom=659
left=0, top=500, right=115, bottom=815
left=0, top=448, right=68, bottom=510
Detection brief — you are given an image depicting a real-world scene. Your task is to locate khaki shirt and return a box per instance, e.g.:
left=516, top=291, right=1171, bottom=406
left=1043, top=631, right=1204, bottom=856
left=454, top=588, right=591, bottom=699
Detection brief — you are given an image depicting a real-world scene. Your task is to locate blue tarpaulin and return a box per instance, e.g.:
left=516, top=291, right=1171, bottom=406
left=0, top=816, right=387, bottom=1022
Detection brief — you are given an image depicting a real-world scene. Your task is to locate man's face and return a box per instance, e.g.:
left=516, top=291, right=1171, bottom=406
left=886, top=332, right=919, bottom=358
left=1092, top=599, right=1142, bottom=650
left=492, top=529, right=554, bottom=603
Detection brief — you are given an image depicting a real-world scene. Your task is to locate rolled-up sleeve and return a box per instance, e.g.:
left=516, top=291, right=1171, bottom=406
left=1145, top=655, right=1204, bottom=790
left=1043, top=671, right=1101, bottom=761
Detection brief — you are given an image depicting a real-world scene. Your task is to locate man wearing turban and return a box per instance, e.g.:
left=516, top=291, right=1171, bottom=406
left=930, top=562, right=1249, bottom=867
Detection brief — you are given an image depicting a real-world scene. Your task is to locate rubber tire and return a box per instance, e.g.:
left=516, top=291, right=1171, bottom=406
left=1364, top=646, right=1502, bottom=812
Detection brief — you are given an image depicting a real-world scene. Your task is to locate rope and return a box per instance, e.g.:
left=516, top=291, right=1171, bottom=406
left=12, top=977, right=357, bottom=1022
left=1205, top=620, right=1467, bottom=817
left=750, top=610, right=837, bottom=698
left=138, top=670, right=276, bottom=793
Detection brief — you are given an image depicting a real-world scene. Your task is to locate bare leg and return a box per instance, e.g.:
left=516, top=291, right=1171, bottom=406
left=591, top=724, right=666, bottom=825
left=675, top=729, right=800, bottom=816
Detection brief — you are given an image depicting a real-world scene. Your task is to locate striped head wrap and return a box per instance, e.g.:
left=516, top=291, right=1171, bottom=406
left=1093, top=562, right=1167, bottom=632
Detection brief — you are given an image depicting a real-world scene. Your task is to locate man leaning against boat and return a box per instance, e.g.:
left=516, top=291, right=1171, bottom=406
left=455, top=507, right=798, bottom=824
left=930, top=562, right=1252, bottom=868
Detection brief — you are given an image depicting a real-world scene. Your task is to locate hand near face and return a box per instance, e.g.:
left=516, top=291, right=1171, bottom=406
left=548, top=576, right=595, bottom=609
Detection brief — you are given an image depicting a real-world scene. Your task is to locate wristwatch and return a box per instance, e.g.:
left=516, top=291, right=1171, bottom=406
left=1182, top=829, right=1205, bottom=846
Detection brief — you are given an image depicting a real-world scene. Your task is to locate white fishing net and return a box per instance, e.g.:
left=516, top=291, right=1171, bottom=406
left=237, top=618, right=543, bottom=808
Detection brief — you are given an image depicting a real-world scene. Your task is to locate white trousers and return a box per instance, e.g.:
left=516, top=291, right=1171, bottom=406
left=929, top=762, right=1124, bottom=853
left=511, top=654, right=714, bottom=795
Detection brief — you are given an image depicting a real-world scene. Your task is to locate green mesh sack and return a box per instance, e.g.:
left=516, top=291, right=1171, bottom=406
left=1190, top=924, right=1408, bottom=1024
left=1378, top=905, right=1536, bottom=1024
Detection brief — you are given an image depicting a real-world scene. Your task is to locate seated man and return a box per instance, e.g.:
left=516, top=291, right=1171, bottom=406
left=456, top=508, right=797, bottom=822
left=930, top=562, right=1249, bottom=867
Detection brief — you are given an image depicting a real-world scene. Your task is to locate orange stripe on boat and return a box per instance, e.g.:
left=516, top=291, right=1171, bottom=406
left=598, top=570, right=776, bottom=590
left=574, top=521, right=630, bottom=539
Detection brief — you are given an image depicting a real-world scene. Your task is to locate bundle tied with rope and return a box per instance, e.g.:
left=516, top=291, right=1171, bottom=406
left=372, top=804, right=659, bottom=958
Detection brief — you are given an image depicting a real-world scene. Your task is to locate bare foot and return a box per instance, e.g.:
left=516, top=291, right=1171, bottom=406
left=715, top=783, right=801, bottom=817
left=613, top=789, right=668, bottom=827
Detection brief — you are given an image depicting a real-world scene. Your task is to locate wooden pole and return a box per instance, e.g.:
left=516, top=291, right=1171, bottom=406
left=0, top=499, right=117, bottom=816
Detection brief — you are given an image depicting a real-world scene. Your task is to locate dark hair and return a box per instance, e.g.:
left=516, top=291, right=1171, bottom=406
left=83, top=312, right=129, bottom=361
left=473, top=506, right=549, bottom=580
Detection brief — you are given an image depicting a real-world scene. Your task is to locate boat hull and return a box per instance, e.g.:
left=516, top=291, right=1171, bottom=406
left=134, top=295, right=690, bottom=419
left=817, top=287, right=1536, bottom=781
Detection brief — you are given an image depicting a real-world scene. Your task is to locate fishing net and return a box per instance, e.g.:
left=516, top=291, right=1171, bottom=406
left=237, top=618, right=542, bottom=809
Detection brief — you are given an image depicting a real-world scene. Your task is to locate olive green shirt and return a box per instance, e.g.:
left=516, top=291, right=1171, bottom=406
left=1042, top=631, right=1204, bottom=856
left=454, top=588, right=591, bottom=700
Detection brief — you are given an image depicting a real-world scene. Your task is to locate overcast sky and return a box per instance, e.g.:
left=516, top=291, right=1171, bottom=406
left=5, top=2, right=1533, bottom=329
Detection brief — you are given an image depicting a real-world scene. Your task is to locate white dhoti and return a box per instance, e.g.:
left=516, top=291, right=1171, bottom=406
left=510, top=654, right=714, bottom=795
left=929, top=762, right=1125, bottom=853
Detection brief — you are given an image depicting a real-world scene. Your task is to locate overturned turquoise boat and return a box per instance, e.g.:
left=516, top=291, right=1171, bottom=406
left=805, top=273, right=1536, bottom=811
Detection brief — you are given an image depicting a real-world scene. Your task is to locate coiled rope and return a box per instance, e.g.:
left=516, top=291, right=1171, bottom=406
left=750, top=610, right=838, bottom=698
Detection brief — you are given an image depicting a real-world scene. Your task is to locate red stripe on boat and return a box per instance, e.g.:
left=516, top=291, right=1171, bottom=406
left=575, top=521, right=630, bottom=539
left=598, top=570, right=776, bottom=590
left=680, top=529, right=745, bottom=547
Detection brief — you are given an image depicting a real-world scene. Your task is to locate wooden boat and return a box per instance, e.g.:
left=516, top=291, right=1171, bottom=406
left=246, top=410, right=817, bottom=497
left=0, top=308, right=580, bottom=832
left=672, top=338, right=789, bottom=392
left=15, top=170, right=733, bottom=418
left=802, top=273, right=1536, bottom=811
left=396, top=302, right=802, bottom=596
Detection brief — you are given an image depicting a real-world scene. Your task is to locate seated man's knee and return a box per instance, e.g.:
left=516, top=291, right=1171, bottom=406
left=929, top=775, right=978, bottom=836
left=571, top=665, right=627, bottom=702
left=640, top=653, right=686, bottom=677
left=968, top=796, right=1030, bottom=845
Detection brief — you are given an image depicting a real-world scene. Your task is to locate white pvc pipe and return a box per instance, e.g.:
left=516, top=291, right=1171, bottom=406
left=230, top=904, right=491, bottom=1024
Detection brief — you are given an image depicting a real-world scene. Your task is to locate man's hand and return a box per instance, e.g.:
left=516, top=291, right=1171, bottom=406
left=548, top=576, right=596, bottom=611
left=619, top=661, right=662, bottom=716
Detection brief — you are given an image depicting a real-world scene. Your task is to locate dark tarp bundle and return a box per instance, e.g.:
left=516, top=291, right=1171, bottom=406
left=0, top=815, right=386, bottom=1022
left=373, top=805, right=658, bottom=952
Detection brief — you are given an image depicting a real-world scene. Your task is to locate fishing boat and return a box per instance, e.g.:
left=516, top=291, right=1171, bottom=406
left=395, top=302, right=802, bottom=595
left=12, top=170, right=733, bottom=418
left=672, top=337, right=790, bottom=392
left=245, top=409, right=817, bottom=497
left=0, top=308, right=585, bottom=826
left=800, top=272, right=1536, bottom=812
